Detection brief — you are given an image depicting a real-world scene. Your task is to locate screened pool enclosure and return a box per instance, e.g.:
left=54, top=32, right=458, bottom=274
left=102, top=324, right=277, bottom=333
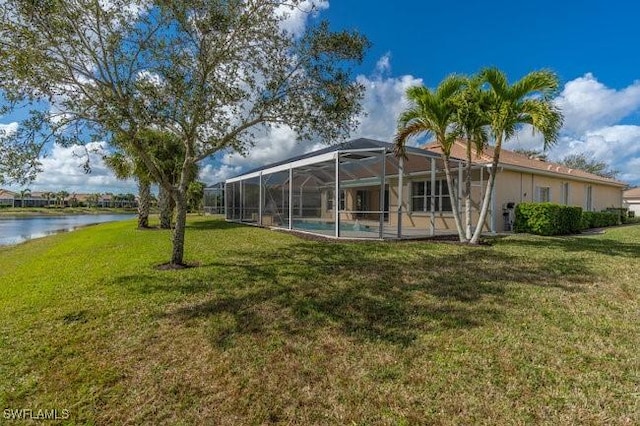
left=221, top=138, right=490, bottom=239
left=203, top=182, right=225, bottom=215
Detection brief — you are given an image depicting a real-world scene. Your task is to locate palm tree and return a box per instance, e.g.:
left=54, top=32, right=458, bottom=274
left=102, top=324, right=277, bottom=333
left=56, top=190, right=69, bottom=208
left=452, top=76, right=489, bottom=240
left=69, top=192, right=78, bottom=207
left=470, top=68, right=563, bottom=243
left=394, top=75, right=468, bottom=241
left=103, top=152, right=152, bottom=228
left=19, top=188, right=31, bottom=208
left=42, top=191, right=54, bottom=208
left=109, top=129, right=198, bottom=230
left=158, top=186, right=174, bottom=229
left=89, top=193, right=101, bottom=208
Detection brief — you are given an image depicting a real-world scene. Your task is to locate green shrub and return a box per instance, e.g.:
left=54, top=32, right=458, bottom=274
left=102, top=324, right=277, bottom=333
left=604, top=207, right=628, bottom=224
left=581, top=211, right=619, bottom=229
left=514, top=203, right=583, bottom=236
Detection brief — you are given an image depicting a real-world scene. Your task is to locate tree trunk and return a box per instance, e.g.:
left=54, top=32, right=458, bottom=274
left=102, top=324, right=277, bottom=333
left=137, top=179, right=150, bottom=229
left=464, top=141, right=473, bottom=240
left=442, top=155, right=467, bottom=242
left=170, top=189, right=188, bottom=265
left=470, top=135, right=503, bottom=244
left=158, top=186, right=173, bottom=229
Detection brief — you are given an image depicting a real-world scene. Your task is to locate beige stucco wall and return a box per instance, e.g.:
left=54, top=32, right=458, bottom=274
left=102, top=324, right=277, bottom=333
left=386, top=174, right=489, bottom=234
left=493, top=169, right=623, bottom=231
left=316, top=167, right=623, bottom=235
left=494, top=170, right=623, bottom=210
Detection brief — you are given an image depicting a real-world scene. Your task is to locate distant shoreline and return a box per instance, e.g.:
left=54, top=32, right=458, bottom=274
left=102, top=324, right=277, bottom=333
left=0, top=207, right=139, bottom=217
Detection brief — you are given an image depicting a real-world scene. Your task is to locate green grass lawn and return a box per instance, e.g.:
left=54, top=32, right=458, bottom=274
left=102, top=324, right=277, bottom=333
left=1, top=217, right=638, bottom=424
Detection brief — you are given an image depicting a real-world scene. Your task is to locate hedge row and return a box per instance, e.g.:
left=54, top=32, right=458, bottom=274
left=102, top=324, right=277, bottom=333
left=581, top=211, right=619, bottom=229
left=514, top=203, right=621, bottom=236
left=514, top=203, right=583, bottom=235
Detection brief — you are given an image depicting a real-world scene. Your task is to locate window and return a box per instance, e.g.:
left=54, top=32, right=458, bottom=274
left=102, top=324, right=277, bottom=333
left=561, top=182, right=570, bottom=205
left=585, top=185, right=593, bottom=211
left=411, top=181, right=426, bottom=212
left=411, top=180, right=452, bottom=212
left=326, top=189, right=346, bottom=211
left=536, top=186, right=551, bottom=202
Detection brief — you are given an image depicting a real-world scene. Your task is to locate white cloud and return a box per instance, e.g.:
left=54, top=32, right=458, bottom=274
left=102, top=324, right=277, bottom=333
left=214, top=125, right=325, bottom=177
left=544, top=125, right=640, bottom=184
left=507, top=75, right=640, bottom=185
left=21, top=142, right=136, bottom=193
left=353, top=72, right=422, bottom=143
left=277, top=0, right=329, bottom=36
left=555, top=73, right=640, bottom=134
left=199, top=163, right=242, bottom=184
left=0, top=122, right=18, bottom=138
left=374, top=53, right=392, bottom=76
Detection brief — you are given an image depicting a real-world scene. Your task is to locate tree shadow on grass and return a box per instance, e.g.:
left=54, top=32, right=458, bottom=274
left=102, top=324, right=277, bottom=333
left=102, top=274, right=215, bottom=295
left=151, top=240, right=597, bottom=347
left=502, top=235, right=640, bottom=258
left=186, top=219, right=245, bottom=231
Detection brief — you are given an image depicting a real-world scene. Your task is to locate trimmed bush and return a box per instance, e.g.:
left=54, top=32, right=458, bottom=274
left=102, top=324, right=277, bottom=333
left=514, top=203, right=583, bottom=236
left=581, top=211, right=619, bottom=229
left=604, top=207, right=628, bottom=224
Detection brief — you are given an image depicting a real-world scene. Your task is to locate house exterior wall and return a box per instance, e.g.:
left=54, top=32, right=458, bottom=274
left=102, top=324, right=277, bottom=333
left=386, top=174, right=489, bottom=234
left=310, top=169, right=624, bottom=236
left=386, top=169, right=624, bottom=235
left=492, top=169, right=624, bottom=231
left=624, top=198, right=640, bottom=215
left=224, top=150, right=625, bottom=238
left=494, top=170, right=623, bottom=209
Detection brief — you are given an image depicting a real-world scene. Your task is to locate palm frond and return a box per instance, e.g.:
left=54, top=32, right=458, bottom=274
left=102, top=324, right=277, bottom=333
left=436, top=74, right=466, bottom=99
left=394, top=118, right=433, bottom=158
left=511, top=69, right=559, bottom=101
left=480, top=67, right=508, bottom=97
left=103, top=152, right=134, bottom=180
left=519, top=99, right=564, bottom=148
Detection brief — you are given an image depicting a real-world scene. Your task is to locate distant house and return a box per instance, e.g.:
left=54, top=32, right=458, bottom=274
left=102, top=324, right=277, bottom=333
left=0, top=189, right=16, bottom=207
left=623, top=187, right=640, bottom=216
left=213, top=138, right=626, bottom=240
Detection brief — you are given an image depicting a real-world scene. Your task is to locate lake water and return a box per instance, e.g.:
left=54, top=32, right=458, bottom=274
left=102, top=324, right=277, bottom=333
left=0, top=214, right=136, bottom=246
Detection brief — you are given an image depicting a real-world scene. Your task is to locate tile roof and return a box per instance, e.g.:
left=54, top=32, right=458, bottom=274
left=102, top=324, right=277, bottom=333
left=0, top=189, right=17, bottom=198
left=423, top=140, right=626, bottom=187
left=623, top=187, right=640, bottom=198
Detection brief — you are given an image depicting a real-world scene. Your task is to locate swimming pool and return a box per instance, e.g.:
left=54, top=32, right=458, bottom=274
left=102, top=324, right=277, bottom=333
left=291, top=219, right=374, bottom=233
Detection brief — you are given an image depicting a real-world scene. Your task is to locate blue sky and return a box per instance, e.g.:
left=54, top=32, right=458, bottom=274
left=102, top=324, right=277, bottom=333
left=325, top=0, right=640, bottom=91
left=2, top=0, right=640, bottom=192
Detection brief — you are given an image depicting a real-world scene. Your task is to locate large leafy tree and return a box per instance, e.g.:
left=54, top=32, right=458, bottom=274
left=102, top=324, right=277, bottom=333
left=0, top=0, right=369, bottom=265
left=560, top=152, right=618, bottom=179
left=394, top=76, right=468, bottom=241
left=470, top=68, right=563, bottom=243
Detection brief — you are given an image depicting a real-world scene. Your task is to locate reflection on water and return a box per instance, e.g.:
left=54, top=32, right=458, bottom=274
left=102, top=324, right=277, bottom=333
left=0, top=214, right=135, bottom=246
